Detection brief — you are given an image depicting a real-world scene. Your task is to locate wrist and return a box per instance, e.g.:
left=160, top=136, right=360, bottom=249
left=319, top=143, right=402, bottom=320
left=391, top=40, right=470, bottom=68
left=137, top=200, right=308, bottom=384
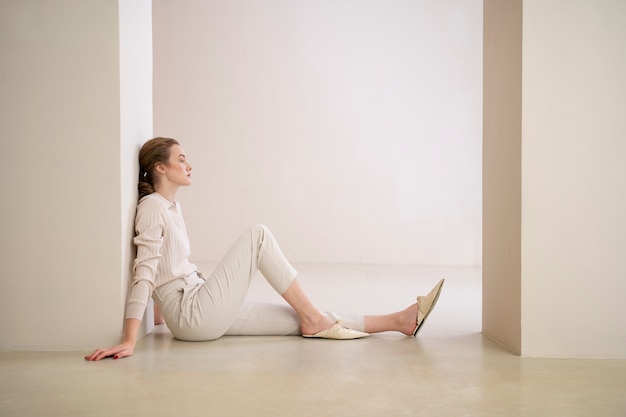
left=122, top=318, right=141, bottom=346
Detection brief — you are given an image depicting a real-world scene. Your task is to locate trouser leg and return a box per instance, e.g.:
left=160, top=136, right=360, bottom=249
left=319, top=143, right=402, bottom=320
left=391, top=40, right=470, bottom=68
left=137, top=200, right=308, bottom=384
left=170, top=224, right=297, bottom=341
left=224, top=302, right=365, bottom=336
left=166, top=224, right=364, bottom=340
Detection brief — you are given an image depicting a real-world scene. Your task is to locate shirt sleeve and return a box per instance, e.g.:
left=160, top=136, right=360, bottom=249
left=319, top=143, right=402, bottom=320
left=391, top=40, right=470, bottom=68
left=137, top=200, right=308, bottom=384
left=124, top=199, right=165, bottom=321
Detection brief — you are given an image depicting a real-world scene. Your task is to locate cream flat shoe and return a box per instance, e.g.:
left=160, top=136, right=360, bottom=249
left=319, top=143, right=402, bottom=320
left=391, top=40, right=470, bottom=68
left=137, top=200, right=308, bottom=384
left=412, top=279, right=445, bottom=336
left=303, top=320, right=369, bottom=340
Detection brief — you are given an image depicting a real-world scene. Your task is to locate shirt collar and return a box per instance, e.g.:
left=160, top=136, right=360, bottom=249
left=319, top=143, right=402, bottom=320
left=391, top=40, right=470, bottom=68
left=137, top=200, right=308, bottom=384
left=150, top=192, right=178, bottom=210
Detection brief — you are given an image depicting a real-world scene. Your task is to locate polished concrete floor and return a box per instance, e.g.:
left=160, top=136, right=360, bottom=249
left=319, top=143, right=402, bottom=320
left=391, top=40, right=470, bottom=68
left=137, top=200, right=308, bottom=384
left=1, top=265, right=625, bottom=417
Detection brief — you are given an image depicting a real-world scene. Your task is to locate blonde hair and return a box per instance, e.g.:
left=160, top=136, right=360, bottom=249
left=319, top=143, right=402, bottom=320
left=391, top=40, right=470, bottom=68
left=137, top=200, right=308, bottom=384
left=138, top=137, right=180, bottom=200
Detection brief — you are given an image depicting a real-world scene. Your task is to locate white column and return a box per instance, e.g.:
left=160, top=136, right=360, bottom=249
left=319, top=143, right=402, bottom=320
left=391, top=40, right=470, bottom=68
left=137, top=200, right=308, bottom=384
left=0, top=0, right=152, bottom=350
left=521, top=0, right=626, bottom=358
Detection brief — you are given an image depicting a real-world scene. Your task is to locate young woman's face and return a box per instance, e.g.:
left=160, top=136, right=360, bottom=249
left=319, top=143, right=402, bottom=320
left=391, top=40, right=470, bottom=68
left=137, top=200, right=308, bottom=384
left=162, top=144, right=192, bottom=187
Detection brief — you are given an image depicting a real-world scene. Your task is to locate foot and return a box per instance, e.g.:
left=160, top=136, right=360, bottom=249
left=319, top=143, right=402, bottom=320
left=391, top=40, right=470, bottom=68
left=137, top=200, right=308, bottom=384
left=300, top=313, right=336, bottom=336
left=397, top=303, right=421, bottom=336
left=303, top=320, right=369, bottom=339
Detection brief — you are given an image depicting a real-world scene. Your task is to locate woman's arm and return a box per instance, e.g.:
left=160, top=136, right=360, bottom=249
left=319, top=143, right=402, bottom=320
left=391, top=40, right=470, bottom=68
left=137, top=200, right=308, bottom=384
left=84, top=318, right=140, bottom=361
left=85, top=197, right=165, bottom=361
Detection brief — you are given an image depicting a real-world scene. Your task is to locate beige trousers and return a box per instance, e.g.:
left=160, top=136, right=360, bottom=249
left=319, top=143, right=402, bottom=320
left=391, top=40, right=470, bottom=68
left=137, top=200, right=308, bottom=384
left=153, top=225, right=363, bottom=341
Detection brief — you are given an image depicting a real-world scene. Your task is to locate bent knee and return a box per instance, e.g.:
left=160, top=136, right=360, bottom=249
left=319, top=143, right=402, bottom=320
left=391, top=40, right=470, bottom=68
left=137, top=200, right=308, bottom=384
left=249, top=224, right=273, bottom=243
left=250, top=224, right=269, bottom=235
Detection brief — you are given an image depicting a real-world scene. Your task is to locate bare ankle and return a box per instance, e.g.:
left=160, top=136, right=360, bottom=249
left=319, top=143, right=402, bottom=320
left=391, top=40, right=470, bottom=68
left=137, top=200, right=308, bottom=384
left=300, top=312, right=333, bottom=335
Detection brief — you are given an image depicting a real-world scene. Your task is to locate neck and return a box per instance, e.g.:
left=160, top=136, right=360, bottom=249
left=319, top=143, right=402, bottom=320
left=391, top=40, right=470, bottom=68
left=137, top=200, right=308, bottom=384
left=154, top=183, right=178, bottom=203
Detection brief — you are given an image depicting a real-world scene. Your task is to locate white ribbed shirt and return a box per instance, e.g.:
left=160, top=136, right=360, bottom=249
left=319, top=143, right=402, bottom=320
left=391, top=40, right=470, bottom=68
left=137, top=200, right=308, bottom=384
left=125, top=193, right=197, bottom=320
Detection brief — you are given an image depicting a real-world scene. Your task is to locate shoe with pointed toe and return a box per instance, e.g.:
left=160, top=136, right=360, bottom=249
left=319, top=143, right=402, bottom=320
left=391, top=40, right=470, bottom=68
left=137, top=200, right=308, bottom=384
left=412, top=279, right=445, bottom=336
left=303, top=320, right=370, bottom=340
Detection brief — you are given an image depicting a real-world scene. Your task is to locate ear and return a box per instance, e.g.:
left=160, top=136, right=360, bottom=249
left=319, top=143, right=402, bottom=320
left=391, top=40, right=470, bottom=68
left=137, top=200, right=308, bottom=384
left=154, top=162, right=167, bottom=175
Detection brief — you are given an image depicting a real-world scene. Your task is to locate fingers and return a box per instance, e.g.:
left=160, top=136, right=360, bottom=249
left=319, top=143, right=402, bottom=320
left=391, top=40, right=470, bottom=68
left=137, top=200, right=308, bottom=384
left=111, top=349, right=131, bottom=360
left=84, top=348, right=113, bottom=361
left=84, top=346, right=128, bottom=361
left=84, top=341, right=135, bottom=361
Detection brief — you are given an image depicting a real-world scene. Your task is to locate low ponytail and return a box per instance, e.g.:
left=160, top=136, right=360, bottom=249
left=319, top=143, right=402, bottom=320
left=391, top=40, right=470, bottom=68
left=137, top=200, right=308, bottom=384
left=138, top=137, right=180, bottom=200
left=138, top=169, right=155, bottom=200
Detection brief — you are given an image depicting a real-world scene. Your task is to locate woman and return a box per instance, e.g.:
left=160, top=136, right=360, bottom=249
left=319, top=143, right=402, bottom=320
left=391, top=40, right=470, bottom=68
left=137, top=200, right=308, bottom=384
left=85, top=137, right=444, bottom=361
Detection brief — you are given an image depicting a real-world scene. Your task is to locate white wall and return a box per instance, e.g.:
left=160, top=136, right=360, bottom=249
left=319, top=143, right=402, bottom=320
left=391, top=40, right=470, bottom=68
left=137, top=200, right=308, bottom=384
left=120, top=0, right=154, bottom=339
left=0, top=0, right=152, bottom=350
left=521, top=0, right=626, bottom=358
left=153, top=0, right=483, bottom=266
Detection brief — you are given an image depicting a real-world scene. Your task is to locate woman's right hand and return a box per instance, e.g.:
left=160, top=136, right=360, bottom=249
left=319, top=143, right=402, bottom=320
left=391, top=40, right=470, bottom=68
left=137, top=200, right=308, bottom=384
left=84, top=341, right=135, bottom=361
